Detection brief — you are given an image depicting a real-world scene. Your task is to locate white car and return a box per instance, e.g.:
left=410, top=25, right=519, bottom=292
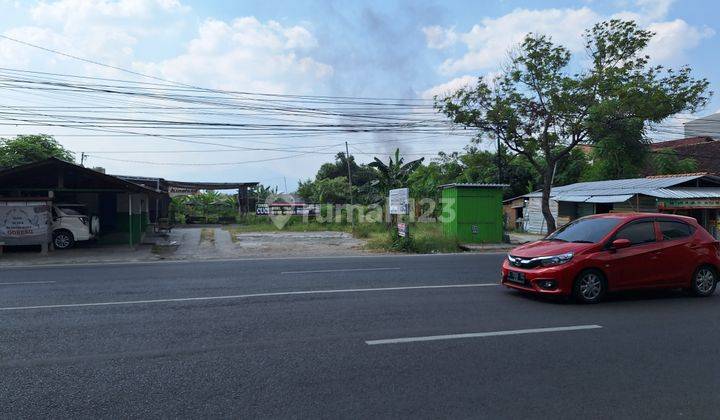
left=51, top=204, right=100, bottom=249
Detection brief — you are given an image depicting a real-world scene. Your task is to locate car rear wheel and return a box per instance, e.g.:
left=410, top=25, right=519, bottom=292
left=691, top=266, right=717, bottom=297
left=573, top=269, right=606, bottom=304
left=53, top=229, right=75, bottom=250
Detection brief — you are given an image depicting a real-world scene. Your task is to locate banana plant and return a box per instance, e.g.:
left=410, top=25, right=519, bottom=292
left=368, top=148, right=424, bottom=198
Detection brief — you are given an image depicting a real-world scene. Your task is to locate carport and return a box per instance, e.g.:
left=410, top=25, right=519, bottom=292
left=0, top=158, right=168, bottom=246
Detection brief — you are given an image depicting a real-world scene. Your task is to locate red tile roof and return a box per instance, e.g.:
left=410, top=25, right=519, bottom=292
left=650, top=136, right=714, bottom=150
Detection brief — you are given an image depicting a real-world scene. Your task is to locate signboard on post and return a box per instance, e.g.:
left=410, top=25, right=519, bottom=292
left=658, top=199, right=720, bottom=209
left=397, top=223, right=409, bottom=237
left=389, top=188, right=409, bottom=215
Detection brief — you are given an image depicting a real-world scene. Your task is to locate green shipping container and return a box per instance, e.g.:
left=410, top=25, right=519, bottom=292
left=440, top=183, right=507, bottom=243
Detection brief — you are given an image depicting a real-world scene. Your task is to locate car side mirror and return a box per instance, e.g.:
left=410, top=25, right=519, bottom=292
left=611, top=239, right=631, bottom=250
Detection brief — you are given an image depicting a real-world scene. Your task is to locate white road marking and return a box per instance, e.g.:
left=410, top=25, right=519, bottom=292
left=282, top=267, right=401, bottom=275
left=0, top=283, right=499, bottom=311
left=0, top=281, right=55, bottom=285
left=365, top=325, right=603, bottom=345
left=0, top=251, right=508, bottom=270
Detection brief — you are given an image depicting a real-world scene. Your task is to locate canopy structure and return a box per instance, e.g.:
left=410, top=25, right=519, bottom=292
left=116, top=176, right=259, bottom=214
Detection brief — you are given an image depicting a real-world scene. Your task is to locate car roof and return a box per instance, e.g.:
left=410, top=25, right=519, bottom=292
left=582, top=212, right=697, bottom=224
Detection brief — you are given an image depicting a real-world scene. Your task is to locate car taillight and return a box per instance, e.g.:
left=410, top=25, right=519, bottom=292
left=80, top=217, right=88, bottom=225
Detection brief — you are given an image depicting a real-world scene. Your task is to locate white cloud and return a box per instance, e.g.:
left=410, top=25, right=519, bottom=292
left=421, top=75, right=475, bottom=99
left=613, top=0, right=673, bottom=25
left=0, top=1, right=337, bottom=184
left=645, top=19, right=714, bottom=63
left=428, top=0, right=711, bottom=76
left=30, top=0, right=188, bottom=24
left=134, top=17, right=333, bottom=93
left=0, top=0, right=190, bottom=77
left=422, top=25, right=458, bottom=50
left=0, top=2, right=332, bottom=93
left=424, top=0, right=713, bottom=95
left=437, top=7, right=599, bottom=75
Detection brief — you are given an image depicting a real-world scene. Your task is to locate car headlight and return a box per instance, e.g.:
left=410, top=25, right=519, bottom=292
left=538, top=252, right=573, bottom=267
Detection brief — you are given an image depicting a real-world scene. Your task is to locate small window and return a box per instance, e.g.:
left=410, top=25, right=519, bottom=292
left=659, top=220, right=693, bottom=240
left=614, top=221, right=656, bottom=245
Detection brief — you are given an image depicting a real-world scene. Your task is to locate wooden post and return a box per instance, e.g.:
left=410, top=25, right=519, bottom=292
left=237, top=188, right=242, bottom=215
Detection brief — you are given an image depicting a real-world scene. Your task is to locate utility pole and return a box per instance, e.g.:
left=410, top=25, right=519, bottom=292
left=80, top=152, right=86, bottom=166
left=283, top=177, right=288, bottom=194
left=345, top=141, right=355, bottom=229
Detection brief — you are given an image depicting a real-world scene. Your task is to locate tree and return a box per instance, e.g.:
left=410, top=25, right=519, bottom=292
left=312, top=152, right=376, bottom=204
left=436, top=20, right=710, bottom=232
left=407, top=155, right=463, bottom=204
left=368, top=148, right=424, bottom=198
left=316, top=153, right=376, bottom=186
left=298, top=176, right=354, bottom=204
left=649, top=149, right=698, bottom=175
left=585, top=120, right=649, bottom=180
left=552, top=147, right=591, bottom=186
left=0, top=134, right=75, bottom=169
left=254, top=184, right=278, bottom=202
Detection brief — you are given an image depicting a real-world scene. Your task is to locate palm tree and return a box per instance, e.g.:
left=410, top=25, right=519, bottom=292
left=369, top=148, right=424, bottom=198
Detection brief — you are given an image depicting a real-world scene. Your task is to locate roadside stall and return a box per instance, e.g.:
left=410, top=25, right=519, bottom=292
left=657, top=198, right=720, bottom=238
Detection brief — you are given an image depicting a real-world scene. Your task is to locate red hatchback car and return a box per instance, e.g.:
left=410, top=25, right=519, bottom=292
left=501, top=213, right=720, bottom=303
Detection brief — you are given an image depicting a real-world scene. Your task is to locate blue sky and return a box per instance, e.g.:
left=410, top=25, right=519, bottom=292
left=0, top=0, right=718, bottom=190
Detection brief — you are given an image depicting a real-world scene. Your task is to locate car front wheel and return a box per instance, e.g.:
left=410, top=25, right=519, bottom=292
left=573, top=269, right=606, bottom=304
left=691, top=266, right=717, bottom=297
left=53, top=229, right=75, bottom=250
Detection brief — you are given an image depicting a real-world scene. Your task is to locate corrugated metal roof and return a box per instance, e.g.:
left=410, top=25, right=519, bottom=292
left=438, top=183, right=509, bottom=189
left=553, top=195, right=591, bottom=202
left=585, top=194, right=634, bottom=203
left=524, top=174, right=720, bottom=200
left=650, top=188, right=720, bottom=199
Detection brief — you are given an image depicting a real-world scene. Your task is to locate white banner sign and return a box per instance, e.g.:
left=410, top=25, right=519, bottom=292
left=389, top=188, right=409, bottom=215
left=0, top=202, right=51, bottom=245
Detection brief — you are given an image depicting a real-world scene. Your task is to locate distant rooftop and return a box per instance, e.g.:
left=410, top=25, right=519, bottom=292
left=438, top=183, right=509, bottom=189
left=650, top=136, right=714, bottom=150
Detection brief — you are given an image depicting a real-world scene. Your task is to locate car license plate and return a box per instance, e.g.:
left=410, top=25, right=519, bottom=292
left=507, top=271, right=525, bottom=284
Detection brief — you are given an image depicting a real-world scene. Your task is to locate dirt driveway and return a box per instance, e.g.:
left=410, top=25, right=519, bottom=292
left=171, top=227, right=368, bottom=259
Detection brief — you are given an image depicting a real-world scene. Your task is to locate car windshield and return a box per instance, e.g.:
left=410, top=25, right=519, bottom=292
left=545, top=217, right=621, bottom=243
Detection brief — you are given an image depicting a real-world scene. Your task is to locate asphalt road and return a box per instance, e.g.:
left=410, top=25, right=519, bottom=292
left=1, top=253, right=719, bottom=419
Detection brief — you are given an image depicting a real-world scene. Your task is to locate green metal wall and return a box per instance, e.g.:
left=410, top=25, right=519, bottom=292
left=114, top=212, right=143, bottom=245
left=441, top=188, right=458, bottom=238
left=441, top=186, right=504, bottom=243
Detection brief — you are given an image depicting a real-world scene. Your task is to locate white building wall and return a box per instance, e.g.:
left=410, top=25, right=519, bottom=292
left=685, top=113, right=720, bottom=139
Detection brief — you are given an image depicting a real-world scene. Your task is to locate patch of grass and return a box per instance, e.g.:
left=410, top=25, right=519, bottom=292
left=365, top=223, right=462, bottom=254
left=410, top=223, right=462, bottom=253
left=352, top=222, right=386, bottom=238
left=200, top=228, right=215, bottom=244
